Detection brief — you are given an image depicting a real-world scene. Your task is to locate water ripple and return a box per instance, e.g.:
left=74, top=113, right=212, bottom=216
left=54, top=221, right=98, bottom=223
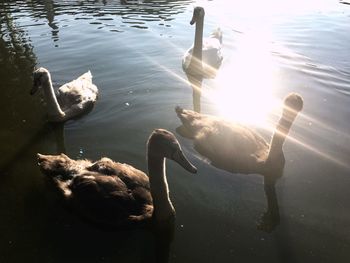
left=1, top=0, right=192, bottom=36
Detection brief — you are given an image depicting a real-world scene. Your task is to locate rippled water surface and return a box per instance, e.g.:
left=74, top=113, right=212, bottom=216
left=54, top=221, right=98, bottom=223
left=1, top=0, right=350, bottom=262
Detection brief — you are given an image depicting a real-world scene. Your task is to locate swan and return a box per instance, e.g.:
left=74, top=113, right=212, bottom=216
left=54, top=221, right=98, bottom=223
left=175, top=93, right=303, bottom=231
left=30, top=67, right=98, bottom=122
left=182, top=6, right=223, bottom=79
left=36, top=129, right=197, bottom=229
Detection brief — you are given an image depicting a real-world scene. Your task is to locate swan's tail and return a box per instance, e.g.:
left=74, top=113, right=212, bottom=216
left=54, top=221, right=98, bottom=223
left=80, top=70, right=93, bottom=82
left=175, top=106, right=198, bottom=121
left=175, top=106, right=184, bottom=115
left=175, top=106, right=202, bottom=139
left=211, top=27, right=223, bottom=44
left=175, top=106, right=189, bottom=125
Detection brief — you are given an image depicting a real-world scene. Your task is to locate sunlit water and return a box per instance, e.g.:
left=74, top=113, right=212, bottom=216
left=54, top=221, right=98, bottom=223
left=0, top=0, right=349, bottom=262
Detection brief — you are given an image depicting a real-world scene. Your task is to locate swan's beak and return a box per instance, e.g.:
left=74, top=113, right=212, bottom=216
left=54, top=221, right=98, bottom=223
left=172, top=149, right=197, bottom=174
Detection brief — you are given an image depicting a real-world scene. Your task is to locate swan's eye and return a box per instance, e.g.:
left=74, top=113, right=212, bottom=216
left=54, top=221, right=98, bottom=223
left=170, top=142, right=180, bottom=157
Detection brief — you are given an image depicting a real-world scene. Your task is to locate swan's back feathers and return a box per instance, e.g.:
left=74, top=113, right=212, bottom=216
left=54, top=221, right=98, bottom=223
left=69, top=172, right=152, bottom=227
left=193, top=120, right=269, bottom=173
left=57, top=71, right=98, bottom=108
left=202, top=38, right=223, bottom=74
left=182, top=29, right=223, bottom=78
left=204, top=28, right=223, bottom=70
left=87, top=157, right=150, bottom=190
left=182, top=47, right=193, bottom=73
left=38, top=154, right=153, bottom=228
left=175, top=107, right=269, bottom=173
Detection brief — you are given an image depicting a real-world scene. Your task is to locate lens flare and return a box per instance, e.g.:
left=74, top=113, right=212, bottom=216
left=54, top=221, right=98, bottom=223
left=207, top=31, right=281, bottom=126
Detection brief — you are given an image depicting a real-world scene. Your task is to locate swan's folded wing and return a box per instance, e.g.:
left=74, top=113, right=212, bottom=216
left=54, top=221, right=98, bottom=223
left=57, top=71, right=98, bottom=107
left=202, top=38, right=223, bottom=71
left=182, top=46, right=194, bottom=72
left=87, top=158, right=150, bottom=190
left=193, top=121, right=269, bottom=173
left=70, top=173, right=151, bottom=227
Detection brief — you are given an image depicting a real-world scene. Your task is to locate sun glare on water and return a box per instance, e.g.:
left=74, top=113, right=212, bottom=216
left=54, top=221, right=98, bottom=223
left=206, top=31, right=281, bottom=127
left=195, top=0, right=337, bottom=126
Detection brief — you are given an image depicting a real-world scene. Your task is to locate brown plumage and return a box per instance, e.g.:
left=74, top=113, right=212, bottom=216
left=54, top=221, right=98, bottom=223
left=175, top=93, right=303, bottom=232
left=175, top=93, right=303, bottom=180
left=37, top=129, right=197, bottom=229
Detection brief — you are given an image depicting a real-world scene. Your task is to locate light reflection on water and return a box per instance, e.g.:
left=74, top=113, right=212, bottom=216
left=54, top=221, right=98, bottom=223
left=208, top=30, right=281, bottom=126
left=0, top=0, right=350, bottom=262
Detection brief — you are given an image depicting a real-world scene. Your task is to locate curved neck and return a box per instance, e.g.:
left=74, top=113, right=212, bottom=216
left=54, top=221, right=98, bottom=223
left=42, top=74, right=65, bottom=118
left=148, top=153, right=175, bottom=222
left=268, top=110, right=298, bottom=157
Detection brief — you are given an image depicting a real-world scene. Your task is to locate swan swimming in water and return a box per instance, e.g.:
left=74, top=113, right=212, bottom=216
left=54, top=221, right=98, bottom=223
left=37, top=129, right=197, bottom=229
left=175, top=93, right=303, bottom=231
left=30, top=67, right=98, bottom=122
left=182, top=6, right=223, bottom=79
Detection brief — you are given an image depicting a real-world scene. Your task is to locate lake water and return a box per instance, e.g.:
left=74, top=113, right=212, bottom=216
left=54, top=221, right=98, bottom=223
left=0, top=0, right=350, bottom=262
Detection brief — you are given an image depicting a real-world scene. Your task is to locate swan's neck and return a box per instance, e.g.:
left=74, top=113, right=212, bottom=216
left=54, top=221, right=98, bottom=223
left=148, top=155, right=175, bottom=222
left=193, top=18, right=204, bottom=61
left=267, top=110, right=298, bottom=158
left=189, top=17, right=204, bottom=74
left=42, top=74, right=65, bottom=119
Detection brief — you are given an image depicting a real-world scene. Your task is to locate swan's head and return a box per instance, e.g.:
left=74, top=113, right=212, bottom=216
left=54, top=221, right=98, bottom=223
left=30, top=67, right=50, bottom=95
left=147, top=129, right=197, bottom=174
left=190, top=6, right=205, bottom=25
left=37, top=153, right=77, bottom=178
left=282, top=93, right=304, bottom=122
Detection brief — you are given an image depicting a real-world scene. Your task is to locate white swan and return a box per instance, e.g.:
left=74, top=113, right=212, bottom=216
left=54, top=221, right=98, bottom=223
left=182, top=6, right=223, bottom=79
left=37, top=129, right=197, bottom=228
left=30, top=67, right=98, bottom=122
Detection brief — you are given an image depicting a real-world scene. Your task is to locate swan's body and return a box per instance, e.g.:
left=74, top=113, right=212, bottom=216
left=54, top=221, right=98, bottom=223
left=175, top=93, right=303, bottom=180
left=182, top=7, right=223, bottom=79
left=31, top=67, right=98, bottom=122
left=175, top=93, right=303, bottom=232
left=37, top=129, right=197, bottom=228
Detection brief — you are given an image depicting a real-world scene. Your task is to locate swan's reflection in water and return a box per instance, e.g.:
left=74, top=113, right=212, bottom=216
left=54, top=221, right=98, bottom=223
left=151, top=220, right=174, bottom=263
left=186, top=74, right=203, bottom=113
left=258, top=174, right=281, bottom=232
left=0, top=122, right=66, bottom=178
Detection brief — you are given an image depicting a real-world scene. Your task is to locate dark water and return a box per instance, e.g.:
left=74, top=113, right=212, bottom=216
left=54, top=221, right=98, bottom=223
left=1, top=0, right=350, bottom=262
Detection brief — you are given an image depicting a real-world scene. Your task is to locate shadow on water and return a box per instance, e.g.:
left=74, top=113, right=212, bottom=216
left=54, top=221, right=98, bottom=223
left=0, top=3, right=66, bottom=175
left=0, top=123, right=66, bottom=175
